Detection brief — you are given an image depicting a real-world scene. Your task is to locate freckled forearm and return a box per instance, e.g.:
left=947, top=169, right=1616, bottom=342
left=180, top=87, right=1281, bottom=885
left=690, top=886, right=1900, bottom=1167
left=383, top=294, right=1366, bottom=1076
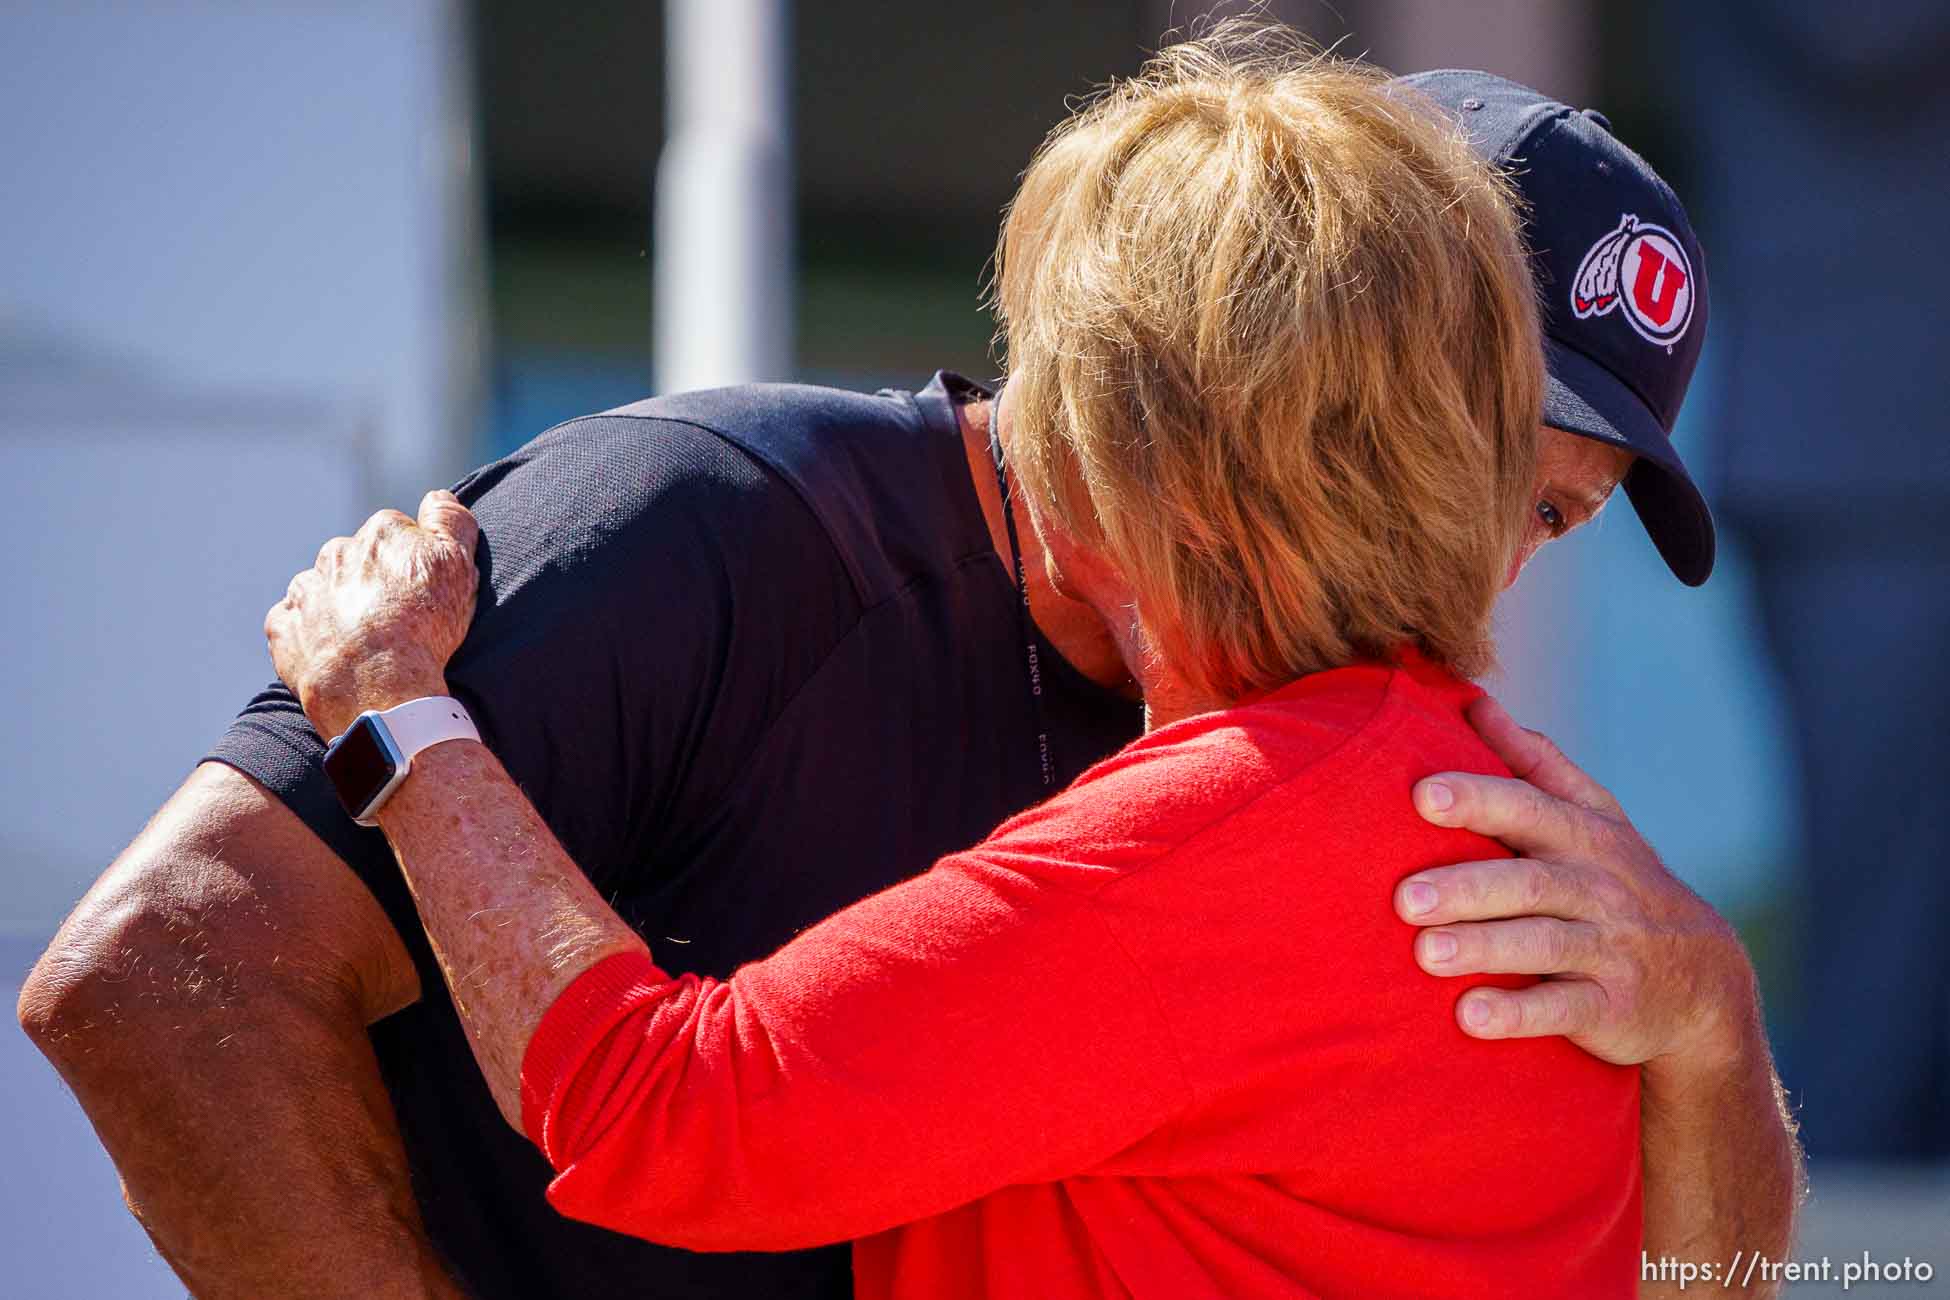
left=375, top=740, right=646, bottom=1130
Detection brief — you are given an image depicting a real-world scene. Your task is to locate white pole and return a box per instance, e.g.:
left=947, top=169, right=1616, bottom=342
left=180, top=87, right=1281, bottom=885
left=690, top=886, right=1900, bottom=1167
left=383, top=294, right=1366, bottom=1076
left=655, top=0, right=792, bottom=394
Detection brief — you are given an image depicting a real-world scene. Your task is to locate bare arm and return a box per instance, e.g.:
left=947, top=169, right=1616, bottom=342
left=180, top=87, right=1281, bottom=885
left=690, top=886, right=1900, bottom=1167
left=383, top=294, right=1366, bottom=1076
left=380, top=738, right=644, bottom=1130
left=259, top=490, right=642, bottom=1129
left=1635, top=991, right=1801, bottom=1292
left=16, top=761, right=464, bottom=1299
left=1392, top=697, right=1802, bottom=1295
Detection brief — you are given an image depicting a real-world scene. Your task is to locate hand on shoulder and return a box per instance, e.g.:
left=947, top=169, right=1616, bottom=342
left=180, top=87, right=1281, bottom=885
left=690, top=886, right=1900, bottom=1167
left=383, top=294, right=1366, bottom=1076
left=1391, top=695, right=1758, bottom=1075
left=266, top=490, right=481, bottom=740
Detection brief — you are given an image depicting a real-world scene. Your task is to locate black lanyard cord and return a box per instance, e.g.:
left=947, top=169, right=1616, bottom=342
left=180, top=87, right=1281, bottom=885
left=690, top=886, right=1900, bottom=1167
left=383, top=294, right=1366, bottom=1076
left=988, top=389, right=1058, bottom=789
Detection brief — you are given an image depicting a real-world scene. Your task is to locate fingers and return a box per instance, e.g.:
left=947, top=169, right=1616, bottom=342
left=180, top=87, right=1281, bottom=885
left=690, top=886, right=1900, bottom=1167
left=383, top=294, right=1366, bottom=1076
left=1395, top=857, right=1593, bottom=926
left=1413, top=916, right=1604, bottom=978
left=343, top=496, right=477, bottom=558
left=315, top=536, right=351, bottom=574
left=1413, top=769, right=1605, bottom=858
left=264, top=569, right=315, bottom=670
left=1460, top=696, right=1624, bottom=817
left=1454, top=979, right=1608, bottom=1041
left=282, top=568, right=316, bottom=609
left=418, top=489, right=479, bottom=553
left=356, top=508, right=415, bottom=542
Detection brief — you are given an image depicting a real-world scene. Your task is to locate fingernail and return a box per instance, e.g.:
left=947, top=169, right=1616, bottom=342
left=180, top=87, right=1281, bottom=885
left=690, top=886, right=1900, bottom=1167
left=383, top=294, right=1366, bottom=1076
left=1423, top=932, right=1458, bottom=963
left=1421, top=781, right=1454, bottom=813
left=1402, top=881, right=1438, bottom=916
left=1462, top=996, right=1493, bottom=1028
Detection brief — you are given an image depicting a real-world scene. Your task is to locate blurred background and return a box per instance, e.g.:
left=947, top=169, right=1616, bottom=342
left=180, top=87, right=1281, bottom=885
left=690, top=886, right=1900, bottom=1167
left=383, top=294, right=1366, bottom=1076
left=3, top=0, right=1945, bottom=1294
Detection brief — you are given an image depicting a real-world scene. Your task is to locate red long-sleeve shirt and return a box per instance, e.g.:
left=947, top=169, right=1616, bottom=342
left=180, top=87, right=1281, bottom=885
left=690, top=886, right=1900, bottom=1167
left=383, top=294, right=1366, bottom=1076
left=520, top=655, right=1641, bottom=1297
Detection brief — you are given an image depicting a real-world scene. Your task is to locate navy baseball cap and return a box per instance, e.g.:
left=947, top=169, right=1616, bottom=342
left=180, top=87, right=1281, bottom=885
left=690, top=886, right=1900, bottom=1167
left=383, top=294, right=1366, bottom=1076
left=1393, top=70, right=1715, bottom=586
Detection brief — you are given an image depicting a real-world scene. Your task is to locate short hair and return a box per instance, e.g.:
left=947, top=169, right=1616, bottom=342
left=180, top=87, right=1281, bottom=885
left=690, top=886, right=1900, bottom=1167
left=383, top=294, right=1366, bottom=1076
left=993, top=23, right=1542, bottom=696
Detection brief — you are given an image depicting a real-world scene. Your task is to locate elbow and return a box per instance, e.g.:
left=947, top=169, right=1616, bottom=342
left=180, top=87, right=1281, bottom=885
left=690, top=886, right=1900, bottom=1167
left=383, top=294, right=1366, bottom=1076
left=19, top=890, right=137, bottom=1073
left=16, top=958, right=124, bottom=1086
left=21, top=761, right=417, bottom=1100
left=18, top=852, right=327, bottom=1083
left=15, top=960, right=64, bottom=1055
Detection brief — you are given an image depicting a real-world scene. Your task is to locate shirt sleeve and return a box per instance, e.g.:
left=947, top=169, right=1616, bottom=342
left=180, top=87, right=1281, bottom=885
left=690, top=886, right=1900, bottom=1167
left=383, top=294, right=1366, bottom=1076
left=204, top=413, right=859, bottom=970
left=518, top=845, right=1191, bottom=1253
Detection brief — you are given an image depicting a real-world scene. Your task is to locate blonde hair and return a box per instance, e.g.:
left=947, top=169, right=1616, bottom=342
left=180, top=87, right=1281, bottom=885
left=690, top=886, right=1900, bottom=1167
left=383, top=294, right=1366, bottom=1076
left=993, top=23, right=1542, bottom=696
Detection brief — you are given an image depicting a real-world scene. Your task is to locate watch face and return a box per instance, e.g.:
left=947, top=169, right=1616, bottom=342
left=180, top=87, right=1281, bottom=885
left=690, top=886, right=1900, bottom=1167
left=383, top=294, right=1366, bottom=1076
left=323, top=715, right=403, bottom=821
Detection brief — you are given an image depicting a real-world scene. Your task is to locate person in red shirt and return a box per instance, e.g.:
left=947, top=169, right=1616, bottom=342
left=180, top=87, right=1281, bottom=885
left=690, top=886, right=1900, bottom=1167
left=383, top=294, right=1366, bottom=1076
left=266, top=34, right=1644, bottom=1297
left=520, top=652, right=1639, bottom=1297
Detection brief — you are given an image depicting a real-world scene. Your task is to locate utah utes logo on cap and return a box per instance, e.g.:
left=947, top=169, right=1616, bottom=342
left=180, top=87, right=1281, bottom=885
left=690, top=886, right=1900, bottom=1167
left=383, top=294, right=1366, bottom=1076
left=1571, top=213, right=1695, bottom=349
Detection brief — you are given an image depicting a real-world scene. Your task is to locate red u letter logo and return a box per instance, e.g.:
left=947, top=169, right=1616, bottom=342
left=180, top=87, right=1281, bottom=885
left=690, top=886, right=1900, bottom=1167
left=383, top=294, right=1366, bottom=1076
left=1631, top=246, right=1687, bottom=328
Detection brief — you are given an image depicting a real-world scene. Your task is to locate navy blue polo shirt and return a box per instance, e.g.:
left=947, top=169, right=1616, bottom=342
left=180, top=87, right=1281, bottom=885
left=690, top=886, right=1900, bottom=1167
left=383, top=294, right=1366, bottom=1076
left=206, top=372, right=1142, bottom=1299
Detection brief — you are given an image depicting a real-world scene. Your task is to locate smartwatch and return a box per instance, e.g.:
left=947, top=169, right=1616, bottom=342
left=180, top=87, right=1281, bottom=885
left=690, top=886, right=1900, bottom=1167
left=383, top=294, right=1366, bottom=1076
left=322, top=696, right=481, bottom=826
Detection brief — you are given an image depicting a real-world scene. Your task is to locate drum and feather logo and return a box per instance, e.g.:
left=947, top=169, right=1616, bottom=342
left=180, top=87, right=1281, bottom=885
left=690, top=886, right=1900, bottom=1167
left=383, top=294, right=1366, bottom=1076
left=1570, top=213, right=1695, bottom=349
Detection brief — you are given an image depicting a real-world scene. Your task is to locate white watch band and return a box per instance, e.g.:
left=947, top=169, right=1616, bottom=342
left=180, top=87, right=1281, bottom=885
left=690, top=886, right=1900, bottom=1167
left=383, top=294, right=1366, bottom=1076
left=377, top=695, right=480, bottom=761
